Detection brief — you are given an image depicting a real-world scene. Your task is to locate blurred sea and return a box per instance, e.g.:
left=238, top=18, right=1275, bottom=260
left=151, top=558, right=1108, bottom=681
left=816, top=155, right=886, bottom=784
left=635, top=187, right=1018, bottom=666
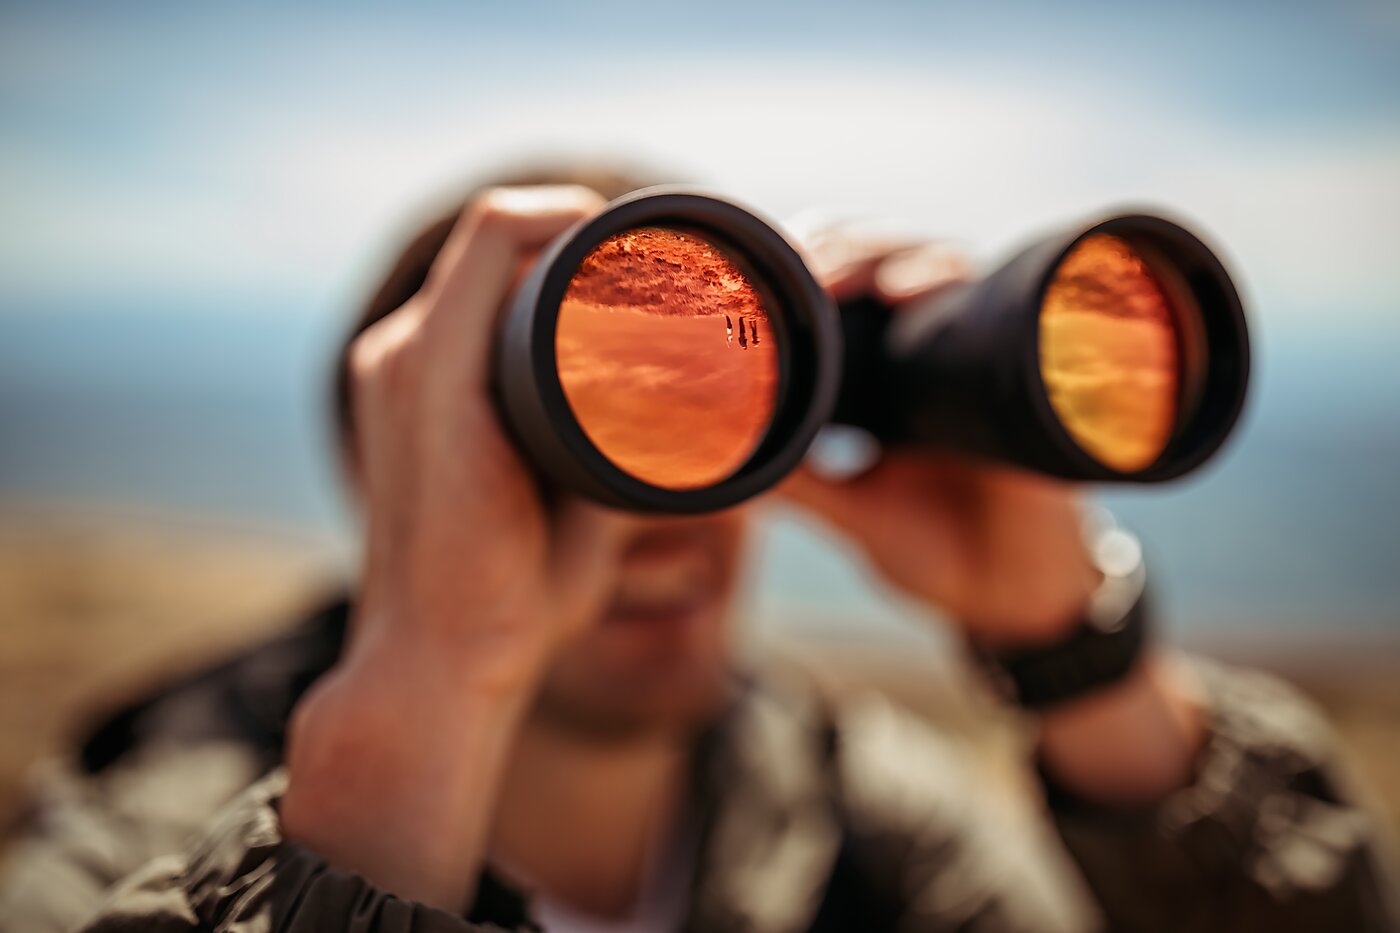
left=2, top=302, right=1398, bottom=646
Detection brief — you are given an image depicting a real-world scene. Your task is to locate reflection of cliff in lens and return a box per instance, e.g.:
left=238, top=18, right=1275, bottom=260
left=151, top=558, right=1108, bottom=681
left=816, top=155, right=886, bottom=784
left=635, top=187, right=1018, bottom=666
left=556, top=227, right=778, bottom=490
left=1039, top=234, right=1180, bottom=472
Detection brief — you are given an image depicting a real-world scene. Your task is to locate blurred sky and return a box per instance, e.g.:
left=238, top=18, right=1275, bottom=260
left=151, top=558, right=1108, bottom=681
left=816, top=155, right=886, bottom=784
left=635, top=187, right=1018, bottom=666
left=2, top=0, right=1398, bottom=644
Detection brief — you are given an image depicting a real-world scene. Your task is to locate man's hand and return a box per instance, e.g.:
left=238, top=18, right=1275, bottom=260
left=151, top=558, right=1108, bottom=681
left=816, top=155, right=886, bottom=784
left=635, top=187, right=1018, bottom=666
left=282, top=186, right=623, bottom=911
left=782, top=235, right=1099, bottom=646
left=346, top=184, right=624, bottom=682
left=785, top=453, right=1100, bottom=646
left=784, top=232, right=1205, bottom=806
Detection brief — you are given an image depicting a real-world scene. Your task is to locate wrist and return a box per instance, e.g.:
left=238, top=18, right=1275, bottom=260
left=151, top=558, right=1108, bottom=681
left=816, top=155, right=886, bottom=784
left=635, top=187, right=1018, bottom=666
left=967, top=554, right=1101, bottom=650
left=283, top=642, right=536, bottom=807
left=348, top=577, right=558, bottom=697
left=282, top=643, right=537, bottom=910
left=961, top=509, right=1105, bottom=648
left=973, top=518, right=1150, bottom=709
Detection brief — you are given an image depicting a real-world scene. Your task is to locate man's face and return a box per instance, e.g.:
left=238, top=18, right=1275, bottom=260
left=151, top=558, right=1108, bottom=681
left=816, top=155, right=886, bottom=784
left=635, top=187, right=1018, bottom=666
left=530, top=503, right=753, bottom=739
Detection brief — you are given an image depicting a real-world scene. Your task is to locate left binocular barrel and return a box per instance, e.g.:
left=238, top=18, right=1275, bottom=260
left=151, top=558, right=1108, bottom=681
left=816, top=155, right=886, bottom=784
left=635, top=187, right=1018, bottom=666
left=495, top=189, right=1251, bottom=512
left=495, top=189, right=842, bottom=513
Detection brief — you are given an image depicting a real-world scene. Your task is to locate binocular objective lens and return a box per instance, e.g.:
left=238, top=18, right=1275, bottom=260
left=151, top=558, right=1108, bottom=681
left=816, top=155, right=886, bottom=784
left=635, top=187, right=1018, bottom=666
left=1038, top=234, right=1185, bottom=473
left=555, top=227, right=780, bottom=490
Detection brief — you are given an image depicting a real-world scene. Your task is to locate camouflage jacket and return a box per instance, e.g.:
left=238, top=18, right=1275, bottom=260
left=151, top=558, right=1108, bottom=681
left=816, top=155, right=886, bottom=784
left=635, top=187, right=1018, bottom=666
left=0, top=600, right=1395, bottom=932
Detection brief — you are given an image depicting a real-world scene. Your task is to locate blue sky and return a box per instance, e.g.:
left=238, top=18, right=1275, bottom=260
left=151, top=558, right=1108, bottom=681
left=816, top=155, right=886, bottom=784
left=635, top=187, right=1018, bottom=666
left=2, top=1, right=1398, bottom=636
left=3, top=0, right=1398, bottom=324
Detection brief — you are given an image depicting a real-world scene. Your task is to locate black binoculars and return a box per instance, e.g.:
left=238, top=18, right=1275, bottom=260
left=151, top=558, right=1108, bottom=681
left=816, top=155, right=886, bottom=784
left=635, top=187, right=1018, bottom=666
left=496, top=189, right=1249, bottom=513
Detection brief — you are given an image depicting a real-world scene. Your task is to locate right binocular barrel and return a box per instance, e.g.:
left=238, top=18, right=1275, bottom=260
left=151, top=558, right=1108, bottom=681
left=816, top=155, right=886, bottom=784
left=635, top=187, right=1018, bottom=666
left=833, top=214, right=1250, bottom=482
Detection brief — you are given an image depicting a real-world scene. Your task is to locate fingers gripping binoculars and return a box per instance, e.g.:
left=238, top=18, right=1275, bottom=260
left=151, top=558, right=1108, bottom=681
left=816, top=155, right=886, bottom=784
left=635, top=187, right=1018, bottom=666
left=497, top=189, right=1249, bottom=513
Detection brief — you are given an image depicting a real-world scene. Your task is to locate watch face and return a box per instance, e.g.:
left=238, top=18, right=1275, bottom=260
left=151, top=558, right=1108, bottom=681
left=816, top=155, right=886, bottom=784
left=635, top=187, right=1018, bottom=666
left=1084, top=526, right=1146, bottom=631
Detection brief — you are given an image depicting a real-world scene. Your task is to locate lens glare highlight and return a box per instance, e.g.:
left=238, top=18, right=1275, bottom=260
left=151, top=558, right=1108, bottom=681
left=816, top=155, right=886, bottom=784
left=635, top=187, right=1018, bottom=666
left=556, top=227, right=779, bottom=489
left=1039, top=234, right=1180, bottom=472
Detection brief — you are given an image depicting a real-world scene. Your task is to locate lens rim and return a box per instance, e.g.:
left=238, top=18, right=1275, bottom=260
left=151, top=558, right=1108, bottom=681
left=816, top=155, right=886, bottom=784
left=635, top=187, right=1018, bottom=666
left=1027, top=213, right=1251, bottom=482
left=497, top=187, right=841, bottom=513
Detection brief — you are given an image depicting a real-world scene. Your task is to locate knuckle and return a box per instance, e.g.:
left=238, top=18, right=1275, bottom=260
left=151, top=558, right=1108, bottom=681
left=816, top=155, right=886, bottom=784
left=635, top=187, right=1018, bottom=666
left=349, top=314, right=421, bottom=392
left=464, top=186, right=518, bottom=232
left=347, top=332, right=385, bottom=385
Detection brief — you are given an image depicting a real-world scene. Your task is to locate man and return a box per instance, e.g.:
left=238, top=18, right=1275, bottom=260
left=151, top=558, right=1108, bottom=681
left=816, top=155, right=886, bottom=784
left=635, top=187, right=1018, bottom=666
left=2, top=166, right=1396, bottom=932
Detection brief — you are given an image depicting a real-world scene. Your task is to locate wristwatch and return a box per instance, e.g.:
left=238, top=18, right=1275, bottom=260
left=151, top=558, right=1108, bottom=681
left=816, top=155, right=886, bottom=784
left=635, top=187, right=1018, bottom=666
left=974, top=513, right=1150, bottom=710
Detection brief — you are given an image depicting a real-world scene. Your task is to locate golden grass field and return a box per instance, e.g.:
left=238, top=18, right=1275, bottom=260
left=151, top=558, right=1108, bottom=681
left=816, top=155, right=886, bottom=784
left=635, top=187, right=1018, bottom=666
left=1, top=508, right=1396, bottom=850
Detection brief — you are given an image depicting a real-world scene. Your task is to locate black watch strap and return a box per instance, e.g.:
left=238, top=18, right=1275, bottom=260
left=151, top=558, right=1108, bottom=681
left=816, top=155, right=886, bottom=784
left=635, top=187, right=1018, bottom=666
left=975, top=520, right=1150, bottom=710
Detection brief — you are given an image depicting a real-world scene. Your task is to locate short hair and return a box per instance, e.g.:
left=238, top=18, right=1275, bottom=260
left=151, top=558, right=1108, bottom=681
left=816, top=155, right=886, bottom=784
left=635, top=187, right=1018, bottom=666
left=331, top=162, right=669, bottom=461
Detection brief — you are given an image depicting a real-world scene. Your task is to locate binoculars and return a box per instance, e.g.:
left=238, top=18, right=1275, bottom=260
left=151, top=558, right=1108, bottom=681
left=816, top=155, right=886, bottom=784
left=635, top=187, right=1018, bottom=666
left=497, top=189, right=1249, bottom=513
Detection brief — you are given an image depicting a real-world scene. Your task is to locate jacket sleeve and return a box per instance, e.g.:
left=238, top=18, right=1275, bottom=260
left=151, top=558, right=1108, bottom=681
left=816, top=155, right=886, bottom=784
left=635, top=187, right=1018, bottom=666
left=1046, top=658, right=1400, bottom=932
left=0, top=740, right=265, bottom=933
left=78, top=770, right=533, bottom=933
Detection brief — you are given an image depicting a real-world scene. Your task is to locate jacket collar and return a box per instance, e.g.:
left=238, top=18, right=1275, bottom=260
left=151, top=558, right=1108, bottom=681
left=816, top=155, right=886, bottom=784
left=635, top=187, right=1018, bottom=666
left=681, top=676, right=844, bottom=933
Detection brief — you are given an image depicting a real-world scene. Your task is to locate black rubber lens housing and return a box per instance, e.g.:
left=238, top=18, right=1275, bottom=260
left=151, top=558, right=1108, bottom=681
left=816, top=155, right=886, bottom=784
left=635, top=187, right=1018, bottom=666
left=499, top=199, right=1250, bottom=512
left=495, top=188, right=842, bottom=513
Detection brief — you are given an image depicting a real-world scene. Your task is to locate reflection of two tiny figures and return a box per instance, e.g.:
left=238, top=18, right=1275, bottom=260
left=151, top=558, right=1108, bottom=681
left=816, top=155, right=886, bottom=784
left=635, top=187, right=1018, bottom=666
left=724, top=315, right=759, bottom=349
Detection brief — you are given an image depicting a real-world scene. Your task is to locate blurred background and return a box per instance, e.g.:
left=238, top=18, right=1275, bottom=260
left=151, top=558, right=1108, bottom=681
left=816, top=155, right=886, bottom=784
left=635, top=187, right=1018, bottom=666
left=2, top=0, right=1398, bottom=837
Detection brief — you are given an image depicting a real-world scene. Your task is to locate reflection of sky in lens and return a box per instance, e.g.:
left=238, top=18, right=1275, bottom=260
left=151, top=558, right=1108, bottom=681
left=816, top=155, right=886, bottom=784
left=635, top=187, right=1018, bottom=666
left=1, top=0, right=1398, bottom=639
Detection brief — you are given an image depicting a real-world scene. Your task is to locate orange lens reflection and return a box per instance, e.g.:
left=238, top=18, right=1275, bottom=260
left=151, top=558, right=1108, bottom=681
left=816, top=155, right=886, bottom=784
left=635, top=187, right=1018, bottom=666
left=1039, top=234, right=1181, bottom=472
left=556, top=227, right=779, bottom=490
